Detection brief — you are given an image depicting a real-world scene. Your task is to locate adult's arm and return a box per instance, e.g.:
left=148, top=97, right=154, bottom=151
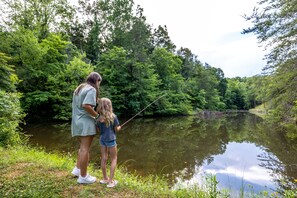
left=82, top=104, right=99, bottom=118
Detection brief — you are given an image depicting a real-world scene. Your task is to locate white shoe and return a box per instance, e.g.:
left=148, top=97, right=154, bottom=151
left=88, top=174, right=96, bottom=181
left=107, top=180, right=118, bottom=188
left=77, top=174, right=97, bottom=184
left=71, top=166, right=80, bottom=177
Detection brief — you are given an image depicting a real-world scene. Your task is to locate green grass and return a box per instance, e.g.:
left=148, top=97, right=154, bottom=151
left=1, top=146, right=296, bottom=197
left=0, top=146, right=218, bottom=197
left=249, top=103, right=269, bottom=119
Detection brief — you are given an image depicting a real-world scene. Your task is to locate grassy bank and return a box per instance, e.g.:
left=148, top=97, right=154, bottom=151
left=249, top=103, right=268, bottom=119
left=1, top=146, right=296, bottom=197
left=0, top=146, right=222, bottom=198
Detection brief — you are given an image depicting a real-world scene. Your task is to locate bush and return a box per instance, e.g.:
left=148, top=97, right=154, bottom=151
left=0, top=91, right=25, bottom=146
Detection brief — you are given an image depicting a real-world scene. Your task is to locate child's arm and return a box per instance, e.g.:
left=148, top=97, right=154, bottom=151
left=114, top=115, right=121, bottom=132
left=115, top=125, right=121, bottom=132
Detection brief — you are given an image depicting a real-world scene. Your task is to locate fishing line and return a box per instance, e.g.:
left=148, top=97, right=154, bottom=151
left=120, top=93, right=167, bottom=127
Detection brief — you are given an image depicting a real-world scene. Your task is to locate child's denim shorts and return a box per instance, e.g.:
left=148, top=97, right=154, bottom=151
left=100, top=138, right=117, bottom=147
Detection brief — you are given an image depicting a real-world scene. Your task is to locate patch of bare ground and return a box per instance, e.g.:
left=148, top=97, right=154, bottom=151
left=2, top=162, right=34, bottom=178
left=3, top=162, right=69, bottom=179
left=62, top=182, right=143, bottom=198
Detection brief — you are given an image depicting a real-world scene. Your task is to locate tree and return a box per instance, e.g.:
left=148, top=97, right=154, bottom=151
left=245, top=75, right=267, bottom=109
left=243, top=0, right=296, bottom=69
left=243, top=0, right=297, bottom=122
left=0, top=52, right=18, bottom=91
left=0, top=29, right=78, bottom=120
left=150, top=48, right=192, bottom=114
left=153, top=25, right=176, bottom=53
left=197, top=66, right=225, bottom=110
left=0, top=52, right=24, bottom=146
left=125, top=5, right=154, bottom=62
left=46, top=54, right=95, bottom=120
left=0, top=29, right=44, bottom=94
left=85, top=14, right=102, bottom=63
left=177, top=47, right=202, bottom=80
left=97, top=46, right=160, bottom=116
left=0, top=0, right=75, bottom=40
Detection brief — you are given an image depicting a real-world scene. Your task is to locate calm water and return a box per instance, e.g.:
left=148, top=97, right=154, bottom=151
left=23, top=113, right=297, bottom=195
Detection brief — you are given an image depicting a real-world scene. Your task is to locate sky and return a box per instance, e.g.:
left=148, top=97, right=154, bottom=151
left=133, top=0, right=267, bottom=78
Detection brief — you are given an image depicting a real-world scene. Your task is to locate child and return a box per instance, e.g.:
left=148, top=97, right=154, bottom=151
left=96, top=98, right=121, bottom=188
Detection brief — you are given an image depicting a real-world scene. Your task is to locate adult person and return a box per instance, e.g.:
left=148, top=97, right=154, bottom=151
left=71, top=72, right=102, bottom=184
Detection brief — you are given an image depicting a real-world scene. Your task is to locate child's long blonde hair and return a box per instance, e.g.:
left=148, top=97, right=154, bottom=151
left=97, top=98, right=115, bottom=127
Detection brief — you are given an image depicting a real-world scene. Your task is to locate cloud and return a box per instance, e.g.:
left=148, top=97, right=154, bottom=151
left=198, top=34, right=266, bottom=77
left=134, top=0, right=267, bottom=77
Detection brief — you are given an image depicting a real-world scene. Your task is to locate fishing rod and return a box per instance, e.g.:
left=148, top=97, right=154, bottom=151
left=120, top=93, right=167, bottom=127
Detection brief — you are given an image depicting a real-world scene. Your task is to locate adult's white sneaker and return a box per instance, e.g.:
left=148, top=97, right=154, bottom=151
left=77, top=174, right=97, bottom=184
left=71, top=166, right=80, bottom=177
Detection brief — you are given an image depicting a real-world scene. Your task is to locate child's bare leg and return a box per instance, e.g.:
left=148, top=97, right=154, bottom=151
left=108, top=146, right=117, bottom=182
left=100, top=146, right=109, bottom=181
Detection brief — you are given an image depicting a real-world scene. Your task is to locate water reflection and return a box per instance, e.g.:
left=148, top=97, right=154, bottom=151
left=173, top=142, right=276, bottom=195
left=23, top=113, right=297, bottom=194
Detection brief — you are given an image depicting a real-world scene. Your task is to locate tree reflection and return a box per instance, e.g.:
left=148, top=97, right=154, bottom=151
left=258, top=152, right=297, bottom=193
left=117, top=115, right=236, bottom=184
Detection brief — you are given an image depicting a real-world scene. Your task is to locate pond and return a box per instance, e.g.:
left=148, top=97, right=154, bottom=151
left=23, top=113, right=297, bottom=195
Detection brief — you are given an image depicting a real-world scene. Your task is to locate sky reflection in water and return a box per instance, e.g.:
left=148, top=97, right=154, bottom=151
left=173, top=142, right=275, bottom=194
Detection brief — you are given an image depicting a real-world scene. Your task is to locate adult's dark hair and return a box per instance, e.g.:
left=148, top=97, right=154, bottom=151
left=75, top=72, right=102, bottom=98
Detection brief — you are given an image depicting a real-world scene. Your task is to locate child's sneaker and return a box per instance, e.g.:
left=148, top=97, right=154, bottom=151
left=77, top=174, right=97, bottom=184
left=107, top=180, right=118, bottom=188
left=71, top=166, right=80, bottom=177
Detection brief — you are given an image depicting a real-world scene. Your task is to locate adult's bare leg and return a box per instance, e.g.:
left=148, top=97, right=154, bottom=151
left=75, top=138, right=81, bottom=168
left=79, top=135, right=94, bottom=177
left=76, top=150, right=80, bottom=168
left=76, top=149, right=90, bottom=169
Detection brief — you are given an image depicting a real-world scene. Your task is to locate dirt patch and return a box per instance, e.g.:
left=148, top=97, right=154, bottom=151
left=62, top=185, right=86, bottom=197
left=61, top=183, right=142, bottom=198
left=3, top=162, right=69, bottom=181
left=47, top=170, right=69, bottom=178
left=2, top=162, right=35, bottom=179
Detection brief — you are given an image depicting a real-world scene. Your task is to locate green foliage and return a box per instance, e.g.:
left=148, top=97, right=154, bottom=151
left=0, top=27, right=91, bottom=120
left=0, top=29, right=44, bottom=93
left=98, top=47, right=160, bottom=115
left=266, top=59, right=297, bottom=123
left=125, top=7, right=153, bottom=62
left=13, top=33, right=72, bottom=120
left=0, top=52, right=18, bottom=91
left=0, top=51, right=24, bottom=146
left=225, top=78, right=247, bottom=110
left=243, top=0, right=297, bottom=123
left=190, top=65, right=226, bottom=110
left=0, top=0, right=261, bottom=122
left=0, top=0, right=75, bottom=40
left=40, top=34, right=69, bottom=72
left=243, top=0, right=296, bottom=67
left=153, top=25, right=176, bottom=53
left=0, top=91, right=24, bottom=147
left=85, top=16, right=102, bottom=63
left=47, top=54, right=95, bottom=120
left=244, top=75, right=267, bottom=108
left=150, top=48, right=192, bottom=114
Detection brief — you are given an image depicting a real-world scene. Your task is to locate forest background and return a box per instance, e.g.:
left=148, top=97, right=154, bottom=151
left=0, top=0, right=296, bottom=146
